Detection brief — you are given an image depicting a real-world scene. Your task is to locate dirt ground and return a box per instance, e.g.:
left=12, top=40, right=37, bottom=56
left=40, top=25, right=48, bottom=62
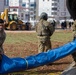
left=4, top=42, right=73, bottom=74
left=4, top=30, right=73, bottom=75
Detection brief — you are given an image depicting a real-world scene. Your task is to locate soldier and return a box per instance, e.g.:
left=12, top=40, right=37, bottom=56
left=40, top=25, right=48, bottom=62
left=61, top=20, right=76, bottom=74
left=64, top=20, right=76, bottom=70
left=36, top=12, right=55, bottom=53
left=0, top=19, right=6, bottom=60
left=70, top=20, right=76, bottom=67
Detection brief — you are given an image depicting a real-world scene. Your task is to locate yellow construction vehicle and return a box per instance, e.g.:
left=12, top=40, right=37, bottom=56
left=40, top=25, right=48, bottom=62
left=0, top=8, right=26, bottom=30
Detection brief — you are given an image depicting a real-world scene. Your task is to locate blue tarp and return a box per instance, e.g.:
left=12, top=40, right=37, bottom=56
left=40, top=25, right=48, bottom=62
left=0, top=40, right=76, bottom=74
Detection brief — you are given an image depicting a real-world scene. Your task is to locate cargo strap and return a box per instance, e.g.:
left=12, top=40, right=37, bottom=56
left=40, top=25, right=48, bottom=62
left=24, top=59, right=28, bottom=69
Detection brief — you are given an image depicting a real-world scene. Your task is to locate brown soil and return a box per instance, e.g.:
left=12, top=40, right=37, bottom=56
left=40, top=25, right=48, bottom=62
left=4, top=40, right=73, bottom=74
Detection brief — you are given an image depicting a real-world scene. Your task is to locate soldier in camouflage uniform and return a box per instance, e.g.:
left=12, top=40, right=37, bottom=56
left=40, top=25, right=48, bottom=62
left=61, top=0, right=76, bottom=72
left=36, top=12, right=55, bottom=53
left=61, top=20, right=76, bottom=73
left=70, top=20, right=76, bottom=67
left=0, top=19, right=6, bottom=60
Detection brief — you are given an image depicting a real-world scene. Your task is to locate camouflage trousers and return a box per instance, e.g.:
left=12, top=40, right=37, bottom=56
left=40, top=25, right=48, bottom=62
left=38, top=36, right=51, bottom=53
left=72, top=37, right=76, bottom=62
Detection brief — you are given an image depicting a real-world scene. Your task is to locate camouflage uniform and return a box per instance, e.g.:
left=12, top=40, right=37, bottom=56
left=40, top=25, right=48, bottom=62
left=72, top=20, right=76, bottom=40
left=61, top=20, right=76, bottom=72
left=62, top=0, right=76, bottom=72
left=36, top=12, right=55, bottom=53
left=71, top=20, right=76, bottom=66
left=0, top=19, right=6, bottom=60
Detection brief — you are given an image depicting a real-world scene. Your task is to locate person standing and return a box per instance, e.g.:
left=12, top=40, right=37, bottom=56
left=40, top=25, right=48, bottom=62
left=70, top=20, right=76, bottom=67
left=0, top=19, right=6, bottom=60
left=69, top=22, right=72, bottom=29
left=64, top=20, right=67, bottom=29
left=64, top=20, right=76, bottom=70
left=36, top=12, right=55, bottom=53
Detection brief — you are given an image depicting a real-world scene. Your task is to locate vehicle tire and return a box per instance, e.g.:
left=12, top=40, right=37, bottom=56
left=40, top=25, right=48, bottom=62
left=10, top=23, right=17, bottom=30
left=21, top=25, right=26, bottom=30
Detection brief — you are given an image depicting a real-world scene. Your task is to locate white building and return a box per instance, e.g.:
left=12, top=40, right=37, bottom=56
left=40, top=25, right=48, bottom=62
left=9, top=0, right=30, bottom=21
left=9, top=0, right=36, bottom=23
left=8, top=0, right=71, bottom=22
left=29, top=0, right=36, bottom=21
left=22, top=0, right=36, bottom=22
left=22, top=0, right=30, bottom=21
left=9, top=0, right=23, bottom=20
left=38, top=0, right=52, bottom=16
left=36, top=0, right=71, bottom=21
left=36, top=0, right=58, bottom=20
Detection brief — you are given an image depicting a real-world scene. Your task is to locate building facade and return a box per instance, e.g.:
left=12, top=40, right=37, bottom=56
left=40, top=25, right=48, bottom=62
left=36, top=0, right=71, bottom=21
left=9, top=0, right=36, bottom=22
left=22, top=0, right=36, bottom=22
left=0, top=0, right=9, bottom=12
left=57, top=0, right=70, bottom=20
left=0, top=0, right=71, bottom=24
left=21, top=0, right=30, bottom=21
left=36, top=0, right=58, bottom=21
left=9, top=0, right=23, bottom=20
left=29, top=0, right=36, bottom=22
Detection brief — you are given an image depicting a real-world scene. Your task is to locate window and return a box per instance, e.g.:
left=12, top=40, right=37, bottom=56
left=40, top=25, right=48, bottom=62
left=13, top=15, right=18, bottom=21
left=21, top=13, right=24, bottom=17
left=31, top=17, right=34, bottom=20
left=10, top=9, right=13, bottom=11
left=8, top=14, right=18, bottom=21
left=52, top=3, right=57, bottom=6
left=30, top=8, right=34, bottom=11
left=21, top=18, right=24, bottom=20
left=25, top=14, right=30, bottom=21
left=51, top=12, right=57, bottom=15
left=13, top=9, right=17, bottom=11
left=30, top=3, right=36, bottom=7
left=22, top=3, right=26, bottom=7
left=52, top=7, right=57, bottom=10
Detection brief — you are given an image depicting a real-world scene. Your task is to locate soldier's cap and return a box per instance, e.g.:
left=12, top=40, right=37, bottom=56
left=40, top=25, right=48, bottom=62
left=0, top=19, right=4, bottom=25
left=40, top=12, right=48, bottom=20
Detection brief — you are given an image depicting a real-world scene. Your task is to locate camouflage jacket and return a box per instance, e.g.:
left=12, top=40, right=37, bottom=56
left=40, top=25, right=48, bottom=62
left=36, top=19, right=55, bottom=37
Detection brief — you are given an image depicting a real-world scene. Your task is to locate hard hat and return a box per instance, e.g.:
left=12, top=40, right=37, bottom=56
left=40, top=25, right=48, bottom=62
left=40, top=12, right=48, bottom=20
